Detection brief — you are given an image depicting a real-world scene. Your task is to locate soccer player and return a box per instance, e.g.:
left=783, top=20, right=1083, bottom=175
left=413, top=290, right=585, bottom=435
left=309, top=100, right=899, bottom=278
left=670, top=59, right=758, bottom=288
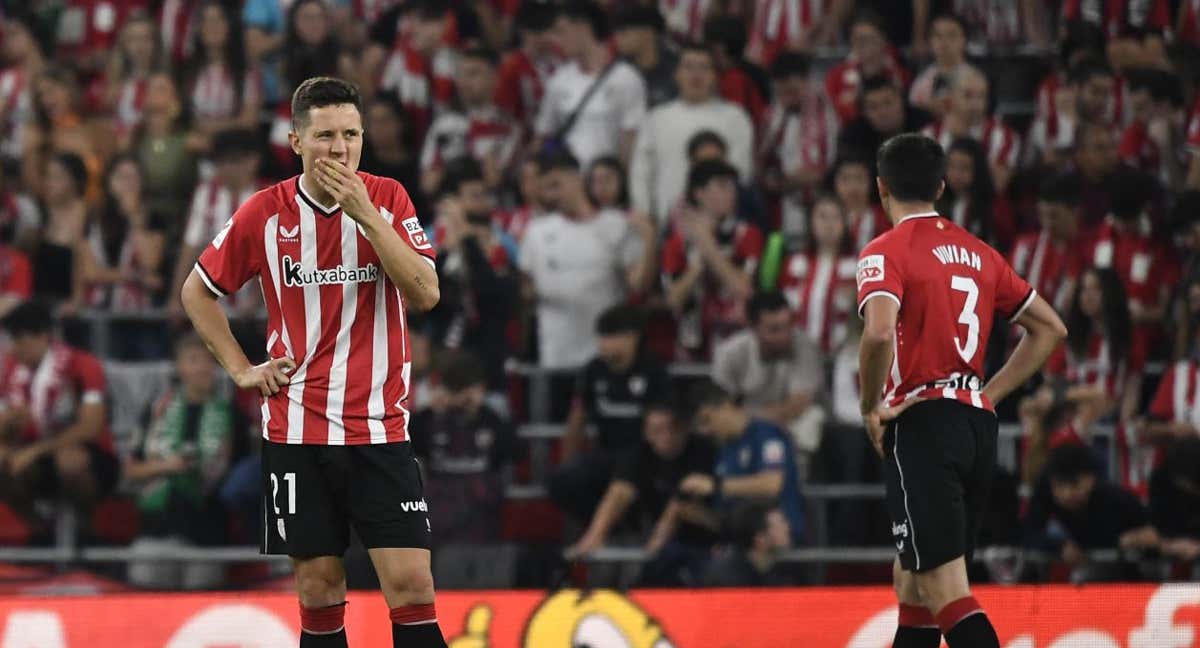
left=857, top=134, right=1066, bottom=648
left=180, top=77, right=445, bottom=647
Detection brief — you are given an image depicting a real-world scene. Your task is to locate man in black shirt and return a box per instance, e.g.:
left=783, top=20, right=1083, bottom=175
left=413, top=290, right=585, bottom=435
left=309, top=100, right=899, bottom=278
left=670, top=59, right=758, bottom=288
left=837, top=76, right=933, bottom=164
left=1150, top=438, right=1200, bottom=563
left=702, top=503, right=793, bottom=587
left=568, top=400, right=716, bottom=556
left=549, top=306, right=672, bottom=521
left=1022, top=444, right=1159, bottom=567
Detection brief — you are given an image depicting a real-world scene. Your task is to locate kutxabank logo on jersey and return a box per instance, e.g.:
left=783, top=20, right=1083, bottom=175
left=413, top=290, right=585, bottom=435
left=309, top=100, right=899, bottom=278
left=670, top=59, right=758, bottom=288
left=282, top=255, right=379, bottom=287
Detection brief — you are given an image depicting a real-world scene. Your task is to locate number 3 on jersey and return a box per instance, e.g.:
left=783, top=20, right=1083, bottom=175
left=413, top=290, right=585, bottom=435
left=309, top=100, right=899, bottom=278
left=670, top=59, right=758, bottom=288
left=951, top=276, right=980, bottom=363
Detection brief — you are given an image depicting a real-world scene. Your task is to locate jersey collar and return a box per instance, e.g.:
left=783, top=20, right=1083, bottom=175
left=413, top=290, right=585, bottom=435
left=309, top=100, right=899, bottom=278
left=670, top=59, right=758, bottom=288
left=896, top=211, right=939, bottom=225
left=296, top=175, right=341, bottom=217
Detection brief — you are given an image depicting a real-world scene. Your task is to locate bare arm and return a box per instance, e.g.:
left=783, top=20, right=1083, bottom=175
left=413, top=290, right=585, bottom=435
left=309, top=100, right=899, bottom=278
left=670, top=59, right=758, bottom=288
left=123, top=454, right=188, bottom=483
left=693, top=233, right=753, bottom=300
left=983, top=295, right=1068, bottom=406
left=169, top=244, right=203, bottom=310
left=722, top=470, right=784, bottom=498
left=859, top=296, right=899, bottom=415
left=664, top=262, right=705, bottom=312
left=573, top=480, right=637, bottom=553
left=561, top=399, right=588, bottom=461
left=624, top=211, right=658, bottom=297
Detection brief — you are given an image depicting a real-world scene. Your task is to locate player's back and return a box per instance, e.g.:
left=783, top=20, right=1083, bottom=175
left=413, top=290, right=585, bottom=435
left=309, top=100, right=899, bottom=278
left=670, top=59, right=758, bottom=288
left=857, top=213, right=1035, bottom=412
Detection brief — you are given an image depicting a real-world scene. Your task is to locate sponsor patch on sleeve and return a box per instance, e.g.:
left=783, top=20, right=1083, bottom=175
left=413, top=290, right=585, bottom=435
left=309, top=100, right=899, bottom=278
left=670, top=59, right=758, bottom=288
left=212, top=218, right=233, bottom=249
left=401, top=216, right=431, bottom=250
left=762, top=439, right=785, bottom=466
left=856, top=254, right=885, bottom=289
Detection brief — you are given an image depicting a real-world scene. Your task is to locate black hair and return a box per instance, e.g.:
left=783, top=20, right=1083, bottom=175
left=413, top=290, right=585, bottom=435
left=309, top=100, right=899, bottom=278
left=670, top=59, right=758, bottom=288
left=3, top=301, right=53, bottom=336
left=401, top=0, right=449, bottom=20
left=595, top=304, right=644, bottom=335
left=1066, top=267, right=1131, bottom=370
left=724, top=503, right=775, bottom=550
left=189, top=1, right=248, bottom=112
left=687, top=130, right=728, bottom=160
left=611, top=5, right=665, bottom=33
left=439, top=157, right=486, bottom=197
left=560, top=0, right=610, bottom=40
left=689, top=379, right=734, bottom=411
left=33, top=65, right=79, bottom=131
left=876, top=133, right=946, bottom=203
left=50, top=152, right=89, bottom=197
left=935, top=137, right=995, bottom=240
left=804, top=193, right=853, bottom=255
left=291, top=76, right=363, bottom=131
left=847, top=8, right=888, bottom=38
left=210, top=128, right=261, bottom=161
left=860, top=74, right=901, bottom=99
left=97, top=154, right=142, bottom=264
left=585, top=156, right=629, bottom=209
left=1038, top=171, right=1083, bottom=206
left=1107, top=166, right=1151, bottom=222
left=1067, top=56, right=1113, bottom=86
left=644, top=396, right=686, bottom=425
left=678, top=40, right=715, bottom=63
left=460, top=46, right=499, bottom=67
left=686, top=159, right=739, bottom=204
left=703, top=16, right=747, bottom=60
left=514, top=1, right=557, bottom=33
left=535, top=148, right=580, bottom=174
left=1164, top=437, right=1200, bottom=484
left=1060, top=20, right=1106, bottom=68
left=1045, top=443, right=1099, bottom=483
left=283, top=0, right=340, bottom=90
left=439, top=349, right=487, bottom=392
left=1170, top=191, right=1200, bottom=237
left=747, top=291, right=790, bottom=323
left=929, top=12, right=967, bottom=35
left=770, top=52, right=810, bottom=80
left=114, top=10, right=165, bottom=79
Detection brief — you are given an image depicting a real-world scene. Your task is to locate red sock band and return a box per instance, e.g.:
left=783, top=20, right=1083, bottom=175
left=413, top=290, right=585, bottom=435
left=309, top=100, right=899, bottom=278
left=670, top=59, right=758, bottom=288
left=936, top=596, right=983, bottom=635
left=300, top=602, right=346, bottom=634
left=898, top=603, right=937, bottom=628
left=390, top=603, right=437, bottom=626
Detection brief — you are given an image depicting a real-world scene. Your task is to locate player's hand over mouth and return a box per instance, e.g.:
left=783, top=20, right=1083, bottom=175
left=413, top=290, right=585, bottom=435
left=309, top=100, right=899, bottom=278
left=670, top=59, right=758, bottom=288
left=314, top=158, right=375, bottom=224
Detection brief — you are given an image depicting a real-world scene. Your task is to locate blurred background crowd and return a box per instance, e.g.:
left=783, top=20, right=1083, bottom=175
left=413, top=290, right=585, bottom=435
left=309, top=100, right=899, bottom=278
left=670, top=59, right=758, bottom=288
left=0, top=0, right=1198, bottom=592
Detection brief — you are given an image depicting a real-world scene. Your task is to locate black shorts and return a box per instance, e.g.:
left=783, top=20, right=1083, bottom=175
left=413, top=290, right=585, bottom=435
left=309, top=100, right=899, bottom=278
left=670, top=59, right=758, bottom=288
left=260, top=440, right=431, bottom=557
left=882, top=399, right=997, bottom=572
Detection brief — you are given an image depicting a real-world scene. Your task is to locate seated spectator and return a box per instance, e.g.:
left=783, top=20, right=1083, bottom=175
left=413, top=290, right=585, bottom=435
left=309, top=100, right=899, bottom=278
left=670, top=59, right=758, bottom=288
left=171, top=129, right=264, bottom=318
left=420, top=47, right=520, bottom=196
left=1149, top=438, right=1200, bottom=563
left=77, top=155, right=166, bottom=313
left=712, top=291, right=823, bottom=455
left=1118, top=68, right=1184, bottom=188
left=824, top=10, right=910, bottom=125
left=770, top=197, right=858, bottom=355
left=1065, top=120, right=1124, bottom=228
left=702, top=504, right=794, bottom=587
left=428, top=159, right=519, bottom=393
left=551, top=305, right=671, bottom=520
left=184, top=1, right=261, bottom=152
left=922, top=66, right=1020, bottom=192
left=942, top=0, right=1043, bottom=50
left=1062, top=0, right=1169, bottom=69
left=586, top=157, right=629, bottom=211
left=909, top=14, right=970, bottom=112
left=410, top=350, right=516, bottom=546
left=519, top=150, right=656, bottom=371
left=935, top=138, right=1014, bottom=249
left=124, top=332, right=235, bottom=590
left=759, top=52, right=839, bottom=233
left=1010, top=173, right=1085, bottom=314
left=22, top=65, right=104, bottom=201
left=0, top=19, right=43, bottom=166
left=629, top=43, right=754, bottom=228
left=684, top=130, right=767, bottom=231
left=358, top=95, right=423, bottom=218
left=497, top=157, right=550, bottom=244
left=0, top=301, right=117, bottom=537
left=704, top=16, right=769, bottom=125
left=837, top=76, right=933, bottom=167
left=33, top=153, right=89, bottom=305
left=662, top=160, right=763, bottom=360
left=96, top=12, right=163, bottom=140
left=276, top=0, right=353, bottom=106
left=568, top=400, right=716, bottom=558
left=1023, top=444, right=1159, bottom=570
left=676, top=381, right=805, bottom=545
left=132, top=72, right=198, bottom=243
left=533, top=1, right=646, bottom=169
left=831, top=156, right=889, bottom=252
left=494, top=1, right=559, bottom=134
left=612, top=6, right=678, bottom=108
left=1027, top=57, right=1118, bottom=170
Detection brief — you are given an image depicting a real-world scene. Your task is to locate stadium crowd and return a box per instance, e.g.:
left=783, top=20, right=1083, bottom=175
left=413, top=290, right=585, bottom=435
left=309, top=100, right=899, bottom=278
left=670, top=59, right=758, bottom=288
left=0, top=0, right=1197, bottom=590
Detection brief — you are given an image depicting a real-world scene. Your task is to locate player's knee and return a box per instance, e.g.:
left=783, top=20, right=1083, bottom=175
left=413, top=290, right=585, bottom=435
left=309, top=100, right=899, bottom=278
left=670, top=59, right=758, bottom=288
left=380, top=563, right=435, bottom=605
left=53, top=445, right=90, bottom=483
left=295, top=562, right=346, bottom=608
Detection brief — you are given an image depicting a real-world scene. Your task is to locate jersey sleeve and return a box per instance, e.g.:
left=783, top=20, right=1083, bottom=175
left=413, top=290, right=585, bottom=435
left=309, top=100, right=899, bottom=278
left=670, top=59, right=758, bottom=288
left=384, top=178, right=437, bottom=266
left=855, top=240, right=903, bottom=316
left=195, top=195, right=264, bottom=298
left=754, top=425, right=789, bottom=472
left=3, top=252, right=31, bottom=298
left=993, top=249, right=1037, bottom=323
left=70, top=352, right=106, bottom=407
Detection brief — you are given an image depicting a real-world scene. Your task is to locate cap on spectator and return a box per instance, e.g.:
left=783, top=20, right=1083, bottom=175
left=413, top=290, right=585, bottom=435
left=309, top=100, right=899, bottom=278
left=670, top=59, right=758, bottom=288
left=211, top=128, right=260, bottom=161
left=770, top=52, right=810, bottom=80
left=746, top=290, right=789, bottom=323
left=595, top=304, right=644, bottom=335
left=1045, top=443, right=1099, bottom=483
left=611, top=6, right=665, bottom=33
left=686, top=159, right=738, bottom=198
left=1038, top=172, right=1082, bottom=206
left=1107, top=166, right=1151, bottom=221
left=514, top=1, right=558, bottom=33
left=439, top=349, right=487, bottom=392
left=2, top=301, right=53, bottom=337
left=535, top=148, right=580, bottom=174
left=560, top=1, right=610, bottom=40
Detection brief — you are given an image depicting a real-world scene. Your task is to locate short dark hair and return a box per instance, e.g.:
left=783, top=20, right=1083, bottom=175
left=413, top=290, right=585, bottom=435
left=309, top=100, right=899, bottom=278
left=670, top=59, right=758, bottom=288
left=400, top=0, right=448, bottom=20
left=460, top=46, right=498, bottom=67
left=560, top=0, right=610, bottom=40
left=3, top=301, right=53, bottom=337
left=535, top=148, right=579, bottom=174
left=833, top=154, right=872, bottom=175
left=596, top=304, right=643, bottom=335
left=439, top=157, right=485, bottom=197
left=611, top=5, right=664, bottom=33
left=876, top=134, right=946, bottom=203
left=1045, top=444, right=1099, bottom=483
left=770, top=52, right=810, bottom=80
left=689, top=379, right=734, bottom=412
left=703, top=16, right=747, bottom=59
left=211, top=128, right=260, bottom=161
left=930, top=13, right=967, bottom=35
left=1107, top=166, right=1151, bottom=221
left=1038, top=172, right=1082, bottom=206
left=439, top=349, right=487, bottom=392
left=848, top=9, right=888, bottom=37
left=291, top=76, right=363, bottom=131
left=678, top=40, right=715, bottom=64
left=686, top=159, right=738, bottom=200
left=860, top=74, right=901, bottom=99
left=747, top=291, right=790, bottom=323
left=514, top=1, right=557, bottom=33
left=724, top=503, right=774, bottom=550
left=1068, top=56, right=1113, bottom=86
left=687, top=130, right=728, bottom=160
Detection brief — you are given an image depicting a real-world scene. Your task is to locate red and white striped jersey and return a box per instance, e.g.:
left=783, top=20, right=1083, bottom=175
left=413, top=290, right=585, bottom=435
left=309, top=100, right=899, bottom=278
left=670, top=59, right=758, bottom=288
left=189, top=63, right=261, bottom=123
left=780, top=252, right=857, bottom=353
left=1035, top=73, right=1127, bottom=133
left=494, top=50, right=557, bottom=133
left=195, top=173, right=437, bottom=445
left=0, top=344, right=113, bottom=452
left=379, top=44, right=456, bottom=145
left=185, top=179, right=262, bottom=311
left=55, top=0, right=146, bottom=62
left=157, top=0, right=196, bottom=65
left=1150, top=360, right=1200, bottom=431
left=1009, top=231, right=1081, bottom=313
left=857, top=212, right=1035, bottom=413
left=922, top=117, right=1021, bottom=170
left=0, top=67, right=32, bottom=160
left=1086, top=218, right=1178, bottom=311
left=1046, top=333, right=1144, bottom=400
left=1181, top=0, right=1200, bottom=47
left=113, top=77, right=147, bottom=137
left=1118, top=118, right=1172, bottom=185
left=418, top=105, right=521, bottom=172
left=848, top=206, right=891, bottom=253
left=1061, top=0, right=1170, bottom=39
left=0, top=246, right=31, bottom=301
left=824, top=54, right=911, bottom=124
left=659, top=0, right=713, bottom=41
left=747, top=0, right=829, bottom=64
left=952, top=0, right=1022, bottom=44
left=757, top=95, right=839, bottom=187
